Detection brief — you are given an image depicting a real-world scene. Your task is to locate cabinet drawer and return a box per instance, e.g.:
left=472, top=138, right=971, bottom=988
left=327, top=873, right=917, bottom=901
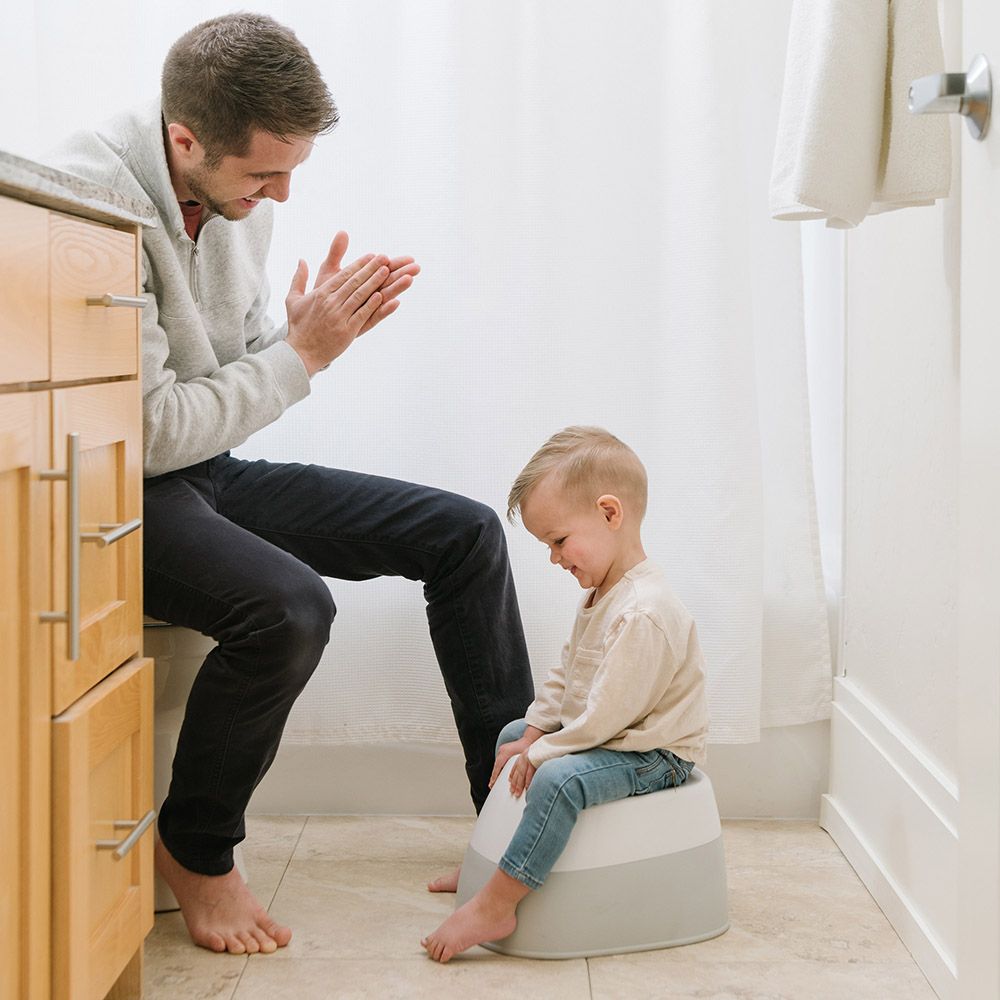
left=51, top=380, right=142, bottom=714
left=52, top=656, right=153, bottom=1000
left=50, top=213, right=141, bottom=382
left=0, top=196, right=49, bottom=385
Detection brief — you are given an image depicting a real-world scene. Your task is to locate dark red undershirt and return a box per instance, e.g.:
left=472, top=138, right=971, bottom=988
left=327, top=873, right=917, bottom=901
left=179, top=199, right=204, bottom=241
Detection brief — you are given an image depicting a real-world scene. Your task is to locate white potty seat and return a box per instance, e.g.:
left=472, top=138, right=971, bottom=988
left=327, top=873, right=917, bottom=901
left=456, top=758, right=729, bottom=959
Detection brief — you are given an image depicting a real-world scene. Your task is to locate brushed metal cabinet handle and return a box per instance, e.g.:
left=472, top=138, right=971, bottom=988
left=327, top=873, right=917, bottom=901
left=96, top=809, right=157, bottom=860
left=86, top=293, right=148, bottom=309
left=81, top=518, right=142, bottom=547
left=39, top=432, right=81, bottom=662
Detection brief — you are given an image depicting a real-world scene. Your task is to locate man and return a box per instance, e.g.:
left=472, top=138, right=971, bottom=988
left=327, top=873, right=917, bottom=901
left=47, top=13, right=534, bottom=956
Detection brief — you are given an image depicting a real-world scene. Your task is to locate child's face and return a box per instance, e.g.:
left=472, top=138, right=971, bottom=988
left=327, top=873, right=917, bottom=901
left=521, top=474, right=622, bottom=595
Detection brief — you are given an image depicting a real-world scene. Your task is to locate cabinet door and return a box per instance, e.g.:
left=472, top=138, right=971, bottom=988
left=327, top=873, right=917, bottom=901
left=52, top=656, right=154, bottom=1000
left=51, top=380, right=142, bottom=714
left=0, top=392, right=52, bottom=1000
left=0, top=196, right=49, bottom=385
left=49, top=212, right=141, bottom=382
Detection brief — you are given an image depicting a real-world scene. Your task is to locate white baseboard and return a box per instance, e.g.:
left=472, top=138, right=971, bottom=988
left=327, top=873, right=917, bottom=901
left=821, top=676, right=957, bottom=1000
left=248, top=721, right=831, bottom=820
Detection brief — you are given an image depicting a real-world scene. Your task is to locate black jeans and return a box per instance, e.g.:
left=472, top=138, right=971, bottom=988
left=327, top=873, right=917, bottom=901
left=144, top=453, right=534, bottom=875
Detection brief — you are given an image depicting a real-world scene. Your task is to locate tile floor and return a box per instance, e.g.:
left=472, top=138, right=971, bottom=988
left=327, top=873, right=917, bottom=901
left=144, top=817, right=938, bottom=1000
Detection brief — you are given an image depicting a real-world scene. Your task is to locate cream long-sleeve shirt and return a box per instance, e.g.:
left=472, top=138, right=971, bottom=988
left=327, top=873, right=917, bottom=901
left=525, top=559, right=709, bottom=769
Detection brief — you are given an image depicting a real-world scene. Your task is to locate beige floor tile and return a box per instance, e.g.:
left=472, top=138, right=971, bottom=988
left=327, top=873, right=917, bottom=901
left=143, top=912, right=247, bottom=1000
left=242, top=815, right=308, bottom=906
left=145, top=816, right=937, bottom=999
left=588, top=956, right=936, bottom=1000
left=722, top=819, right=846, bottom=869
left=262, top=858, right=463, bottom=961
left=233, top=954, right=591, bottom=1000
left=709, top=862, right=915, bottom=965
left=292, top=815, right=473, bottom=868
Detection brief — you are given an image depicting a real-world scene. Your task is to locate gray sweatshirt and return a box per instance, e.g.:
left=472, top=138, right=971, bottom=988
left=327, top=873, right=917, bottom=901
left=46, top=101, right=311, bottom=476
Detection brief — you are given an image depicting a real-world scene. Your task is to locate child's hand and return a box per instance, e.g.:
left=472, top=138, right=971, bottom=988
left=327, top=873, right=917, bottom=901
left=489, top=739, right=528, bottom=788
left=508, top=754, right=536, bottom=799
left=489, top=726, right=546, bottom=789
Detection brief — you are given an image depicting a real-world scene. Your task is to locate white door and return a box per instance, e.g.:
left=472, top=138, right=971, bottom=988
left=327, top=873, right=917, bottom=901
left=958, top=1, right=1000, bottom=996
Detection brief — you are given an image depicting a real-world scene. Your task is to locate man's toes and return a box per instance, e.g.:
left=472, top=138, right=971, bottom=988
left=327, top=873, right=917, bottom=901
left=224, top=934, right=247, bottom=955
left=263, top=919, right=291, bottom=947
left=238, top=931, right=260, bottom=954
left=200, top=930, right=228, bottom=953
left=255, top=931, right=278, bottom=954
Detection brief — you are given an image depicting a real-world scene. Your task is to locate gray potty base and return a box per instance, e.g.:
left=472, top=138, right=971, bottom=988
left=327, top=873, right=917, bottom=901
left=456, top=835, right=729, bottom=960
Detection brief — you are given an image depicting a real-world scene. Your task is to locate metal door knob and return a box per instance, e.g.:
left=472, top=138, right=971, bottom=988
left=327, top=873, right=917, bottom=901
left=908, top=53, right=992, bottom=141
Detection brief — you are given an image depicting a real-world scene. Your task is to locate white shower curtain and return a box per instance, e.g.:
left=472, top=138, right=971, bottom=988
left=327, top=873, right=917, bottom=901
left=4, top=0, right=832, bottom=745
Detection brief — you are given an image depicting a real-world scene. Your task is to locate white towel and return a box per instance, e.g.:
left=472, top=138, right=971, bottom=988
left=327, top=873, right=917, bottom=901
left=770, top=0, right=951, bottom=229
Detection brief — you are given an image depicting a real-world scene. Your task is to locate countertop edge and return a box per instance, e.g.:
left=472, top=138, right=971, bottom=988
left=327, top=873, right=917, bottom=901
left=0, top=151, right=158, bottom=228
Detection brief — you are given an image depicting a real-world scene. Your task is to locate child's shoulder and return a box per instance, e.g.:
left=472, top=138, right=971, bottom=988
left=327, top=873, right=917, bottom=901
left=619, top=560, right=694, bottom=636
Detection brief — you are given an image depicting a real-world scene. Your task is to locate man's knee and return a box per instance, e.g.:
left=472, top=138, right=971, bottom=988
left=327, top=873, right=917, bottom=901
left=229, top=564, right=335, bottom=673
left=440, top=496, right=509, bottom=574
left=272, top=571, right=336, bottom=649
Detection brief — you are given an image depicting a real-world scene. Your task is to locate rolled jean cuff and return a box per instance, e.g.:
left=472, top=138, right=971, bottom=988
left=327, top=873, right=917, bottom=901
left=497, top=855, right=543, bottom=891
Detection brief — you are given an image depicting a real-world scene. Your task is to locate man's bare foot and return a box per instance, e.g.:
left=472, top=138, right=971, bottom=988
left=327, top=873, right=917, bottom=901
left=427, top=865, right=461, bottom=893
left=421, top=869, right=529, bottom=963
left=155, top=838, right=292, bottom=954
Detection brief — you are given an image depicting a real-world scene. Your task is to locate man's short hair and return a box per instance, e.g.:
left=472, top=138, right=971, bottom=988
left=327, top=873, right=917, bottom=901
left=507, top=426, right=648, bottom=524
left=161, top=12, right=338, bottom=166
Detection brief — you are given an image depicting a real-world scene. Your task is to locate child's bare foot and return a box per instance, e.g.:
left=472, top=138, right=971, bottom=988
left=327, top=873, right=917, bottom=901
left=421, top=869, right=529, bottom=963
left=156, top=838, right=292, bottom=954
left=427, top=865, right=461, bottom=893
left=421, top=895, right=517, bottom=962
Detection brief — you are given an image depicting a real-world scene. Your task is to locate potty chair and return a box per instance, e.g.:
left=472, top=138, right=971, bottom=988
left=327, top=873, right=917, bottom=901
left=455, top=758, right=729, bottom=959
left=144, top=618, right=248, bottom=912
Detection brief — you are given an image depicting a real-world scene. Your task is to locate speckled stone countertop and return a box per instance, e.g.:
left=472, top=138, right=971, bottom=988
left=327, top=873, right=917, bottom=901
left=0, top=149, right=157, bottom=228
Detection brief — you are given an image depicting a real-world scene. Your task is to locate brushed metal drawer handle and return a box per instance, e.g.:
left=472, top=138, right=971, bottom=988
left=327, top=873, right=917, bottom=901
left=96, top=809, right=156, bottom=860
left=86, top=293, right=148, bottom=309
left=39, top=432, right=81, bottom=661
left=81, top=518, right=142, bottom=547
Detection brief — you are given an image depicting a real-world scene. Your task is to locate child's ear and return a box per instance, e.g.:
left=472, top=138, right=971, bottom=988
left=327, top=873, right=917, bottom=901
left=596, top=494, right=623, bottom=528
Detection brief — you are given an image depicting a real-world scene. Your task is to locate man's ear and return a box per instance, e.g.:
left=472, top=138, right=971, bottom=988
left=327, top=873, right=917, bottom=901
left=596, top=494, right=623, bottom=529
left=165, top=121, right=202, bottom=164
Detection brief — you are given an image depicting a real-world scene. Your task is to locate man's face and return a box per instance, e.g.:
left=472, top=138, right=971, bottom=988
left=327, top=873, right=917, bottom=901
left=177, top=129, right=314, bottom=220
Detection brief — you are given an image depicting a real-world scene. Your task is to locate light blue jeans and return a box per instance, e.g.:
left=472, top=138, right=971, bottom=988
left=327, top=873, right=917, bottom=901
left=495, top=719, right=694, bottom=890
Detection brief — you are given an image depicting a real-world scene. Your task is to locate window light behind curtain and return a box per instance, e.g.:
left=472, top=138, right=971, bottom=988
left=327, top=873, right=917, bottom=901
left=5, top=0, right=832, bottom=746
left=251, top=0, right=831, bottom=746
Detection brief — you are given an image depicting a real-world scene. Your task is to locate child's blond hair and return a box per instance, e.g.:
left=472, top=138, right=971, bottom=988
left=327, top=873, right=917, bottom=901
left=507, top=426, right=648, bottom=524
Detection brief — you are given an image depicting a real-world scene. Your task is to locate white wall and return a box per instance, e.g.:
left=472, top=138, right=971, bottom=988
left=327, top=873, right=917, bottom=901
left=820, top=8, right=962, bottom=994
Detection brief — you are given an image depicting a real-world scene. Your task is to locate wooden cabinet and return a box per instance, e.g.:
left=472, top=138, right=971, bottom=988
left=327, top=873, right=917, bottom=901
left=53, top=657, right=153, bottom=1000
left=1, top=190, right=152, bottom=1000
left=0, top=391, right=52, bottom=1000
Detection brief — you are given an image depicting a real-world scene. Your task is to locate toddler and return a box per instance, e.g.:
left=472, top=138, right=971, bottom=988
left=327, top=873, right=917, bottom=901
left=422, top=426, right=710, bottom=962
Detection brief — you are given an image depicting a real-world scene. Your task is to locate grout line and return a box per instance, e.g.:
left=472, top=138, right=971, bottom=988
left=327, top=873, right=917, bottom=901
left=586, top=956, right=595, bottom=998
left=230, top=817, right=309, bottom=999
left=229, top=955, right=250, bottom=999
left=263, top=814, right=309, bottom=910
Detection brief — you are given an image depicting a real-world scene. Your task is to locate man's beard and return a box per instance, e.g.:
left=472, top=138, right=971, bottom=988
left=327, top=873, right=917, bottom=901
left=182, top=164, right=244, bottom=220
